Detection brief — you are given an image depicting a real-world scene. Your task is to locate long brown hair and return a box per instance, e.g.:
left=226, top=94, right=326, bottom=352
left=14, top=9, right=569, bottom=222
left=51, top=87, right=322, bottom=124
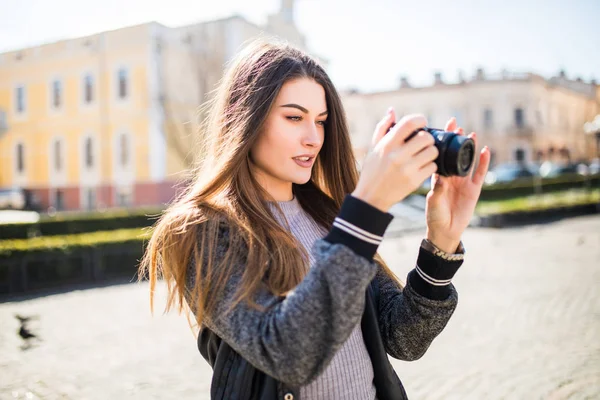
left=139, top=39, right=403, bottom=325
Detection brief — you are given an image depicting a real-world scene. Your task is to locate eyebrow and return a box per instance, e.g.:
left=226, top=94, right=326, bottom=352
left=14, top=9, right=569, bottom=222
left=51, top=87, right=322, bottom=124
left=280, top=103, right=328, bottom=117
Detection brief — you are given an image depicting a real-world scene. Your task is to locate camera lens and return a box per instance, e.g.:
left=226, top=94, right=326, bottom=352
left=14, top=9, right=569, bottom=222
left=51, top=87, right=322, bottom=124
left=457, top=140, right=475, bottom=175
left=425, top=128, right=475, bottom=177
left=444, top=135, right=475, bottom=177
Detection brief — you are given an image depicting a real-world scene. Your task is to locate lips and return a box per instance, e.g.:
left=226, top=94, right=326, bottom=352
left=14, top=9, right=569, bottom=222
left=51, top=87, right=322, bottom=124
left=292, top=155, right=315, bottom=168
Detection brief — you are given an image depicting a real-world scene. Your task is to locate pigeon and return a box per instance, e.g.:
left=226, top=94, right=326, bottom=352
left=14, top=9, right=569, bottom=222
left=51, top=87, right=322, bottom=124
left=15, top=314, right=41, bottom=342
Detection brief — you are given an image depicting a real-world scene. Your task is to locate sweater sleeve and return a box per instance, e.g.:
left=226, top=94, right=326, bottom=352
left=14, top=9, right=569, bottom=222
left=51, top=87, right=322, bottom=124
left=189, top=195, right=393, bottom=387
left=375, top=247, right=463, bottom=361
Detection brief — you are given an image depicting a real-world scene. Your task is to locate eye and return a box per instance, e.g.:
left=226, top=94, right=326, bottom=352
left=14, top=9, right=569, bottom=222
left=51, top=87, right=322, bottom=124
left=317, top=120, right=327, bottom=127
left=286, top=116, right=302, bottom=122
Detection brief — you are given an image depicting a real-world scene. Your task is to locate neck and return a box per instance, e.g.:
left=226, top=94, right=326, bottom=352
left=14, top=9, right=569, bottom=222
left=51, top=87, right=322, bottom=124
left=268, top=184, right=294, bottom=202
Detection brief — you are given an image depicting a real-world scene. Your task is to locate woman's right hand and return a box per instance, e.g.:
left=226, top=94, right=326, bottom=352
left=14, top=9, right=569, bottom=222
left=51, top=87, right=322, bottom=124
left=352, top=108, right=438, bottom=213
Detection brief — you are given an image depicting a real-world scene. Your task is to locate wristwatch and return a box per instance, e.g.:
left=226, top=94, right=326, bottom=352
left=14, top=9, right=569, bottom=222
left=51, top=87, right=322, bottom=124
left=420, top=238, right=466, bottom=261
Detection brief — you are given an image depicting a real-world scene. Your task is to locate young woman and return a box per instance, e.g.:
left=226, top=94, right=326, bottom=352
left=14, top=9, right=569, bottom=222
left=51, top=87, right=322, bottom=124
left=140, top=40, right=490, bottom=400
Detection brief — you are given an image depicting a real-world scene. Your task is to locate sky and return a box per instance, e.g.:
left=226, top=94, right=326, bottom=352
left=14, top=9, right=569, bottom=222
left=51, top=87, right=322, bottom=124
left=1, top=0, right=598, bottom=92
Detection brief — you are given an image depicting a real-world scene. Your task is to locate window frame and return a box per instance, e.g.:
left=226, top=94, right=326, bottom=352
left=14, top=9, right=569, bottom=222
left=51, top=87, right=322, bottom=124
left=14, top=84, right=27, bottom=116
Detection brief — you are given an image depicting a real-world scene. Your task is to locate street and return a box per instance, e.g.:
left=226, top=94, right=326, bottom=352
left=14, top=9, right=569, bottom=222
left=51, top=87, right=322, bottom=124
left=1, top=215, right=599, bottom=400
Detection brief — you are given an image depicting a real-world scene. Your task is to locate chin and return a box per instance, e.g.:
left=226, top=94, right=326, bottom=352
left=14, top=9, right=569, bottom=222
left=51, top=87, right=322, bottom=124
left=291, top=172, right=313, bottom=185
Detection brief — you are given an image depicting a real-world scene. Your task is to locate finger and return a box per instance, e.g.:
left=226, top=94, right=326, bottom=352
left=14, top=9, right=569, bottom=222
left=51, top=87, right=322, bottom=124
left=431, top=172, right=441, bottom=188
left=455, top=127, right=464, bottom=135
left=383, top=114, right=427, bottom=147
left=472, top=146, right=491, bottom=186
left=444, top=117, right=457, bottom=132
left=401, top=130, right=436, bottom=156
left=421, top=161, right=438, bottom=176
left=432, top=171, right=443, bottom=187
left=372, top=107, right=396, bottom=147
left=465, top=132, right=478, bottom=176
left=410, top=144, right=439, bottom=168
left=430, top=171, right=448, bottom=195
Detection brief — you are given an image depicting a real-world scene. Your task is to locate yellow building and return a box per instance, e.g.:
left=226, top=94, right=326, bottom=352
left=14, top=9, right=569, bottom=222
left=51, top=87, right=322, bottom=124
left=0, top=0, right=308, bottom=211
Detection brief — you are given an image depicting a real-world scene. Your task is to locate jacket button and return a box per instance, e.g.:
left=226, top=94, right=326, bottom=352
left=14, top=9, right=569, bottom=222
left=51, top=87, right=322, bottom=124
left=284, top=394, right=294, bottom=400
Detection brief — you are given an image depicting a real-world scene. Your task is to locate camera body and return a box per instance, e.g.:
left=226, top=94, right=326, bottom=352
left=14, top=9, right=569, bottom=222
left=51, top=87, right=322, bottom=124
left=409, top=127, right=475, bottom=177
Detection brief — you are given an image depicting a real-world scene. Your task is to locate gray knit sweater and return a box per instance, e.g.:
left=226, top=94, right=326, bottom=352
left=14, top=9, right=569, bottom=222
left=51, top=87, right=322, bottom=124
left=270, top=197, right=377, bottom=400
left=188, top=194, right=462, bottom=398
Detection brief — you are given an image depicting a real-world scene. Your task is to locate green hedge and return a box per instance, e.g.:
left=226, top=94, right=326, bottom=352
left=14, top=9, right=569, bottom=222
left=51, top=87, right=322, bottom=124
left=415, top=173, right=600, bottom=201
left=0, top=208, right=161, bottom=240
left=476, top=189, right=600, bottom=215
left=0, top=228, right=150, bottom=256
left=0, top=229, right=151, bottom=295
left=0, top=233, right=149, bottom=295
left=479, top=173, right=599, bottom=201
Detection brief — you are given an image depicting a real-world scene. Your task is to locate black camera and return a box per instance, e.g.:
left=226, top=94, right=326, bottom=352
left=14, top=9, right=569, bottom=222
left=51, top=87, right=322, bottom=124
left=386, top=123, right=476, bottom=177
left=407, top=127, right=475, bottom=177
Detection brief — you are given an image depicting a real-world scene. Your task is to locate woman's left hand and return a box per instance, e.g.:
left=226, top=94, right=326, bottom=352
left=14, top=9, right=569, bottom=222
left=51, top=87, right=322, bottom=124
left=425, top=118, right=491, bottom=253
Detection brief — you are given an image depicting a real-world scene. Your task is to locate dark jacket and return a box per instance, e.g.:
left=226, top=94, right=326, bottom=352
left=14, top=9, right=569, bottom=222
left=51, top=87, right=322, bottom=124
left=189, top=195, right=463, bottom=400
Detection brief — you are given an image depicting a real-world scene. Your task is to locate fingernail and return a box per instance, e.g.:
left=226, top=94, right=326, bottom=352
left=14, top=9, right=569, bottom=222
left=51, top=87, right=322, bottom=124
left=387, top=107, right=393, bottom=114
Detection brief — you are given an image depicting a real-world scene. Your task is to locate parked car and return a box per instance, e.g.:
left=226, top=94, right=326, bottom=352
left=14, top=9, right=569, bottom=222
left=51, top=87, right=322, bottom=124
left=0, top=187, right=41, bottom=211
left=538, top=161, right=579, bottom=178
left=484, top=163, right=537, bottom=185
left=588, top=158, right=600, bottom=175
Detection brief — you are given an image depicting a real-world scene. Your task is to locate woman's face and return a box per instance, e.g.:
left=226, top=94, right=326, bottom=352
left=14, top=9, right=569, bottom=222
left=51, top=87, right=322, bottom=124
left=250, top=77, right=327, bottom=201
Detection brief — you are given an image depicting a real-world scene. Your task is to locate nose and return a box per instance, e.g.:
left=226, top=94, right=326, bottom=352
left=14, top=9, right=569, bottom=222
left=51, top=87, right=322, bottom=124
left=301, top=124, right=323, bottom=148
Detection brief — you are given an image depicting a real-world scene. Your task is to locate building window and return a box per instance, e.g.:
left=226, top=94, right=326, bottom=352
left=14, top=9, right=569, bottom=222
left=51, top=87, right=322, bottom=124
left=559, top=147, right=571, bottom=162
left=483, top=109, right=493, bottom=129
left=515, top=108, right=525, bottom=128
left=84, top=74, right=94, bottom=104
left=117, top=68, right=128, bottom=99
left=514, top=148, right=526, bottom=163
left=15, top=86, right=26, bottom=114
left=85, top=137, right=94, bottom=168
left=52, top=80, right=62, bottom=109
left=54, top=139, right=63, bottom=171
left=120, top=133, right=129, bottom=166
left=0, top=109, right=7, bottom=132
left=534, top=149, right=544, bottom=162
left=16, top=143, right=25, bottom=173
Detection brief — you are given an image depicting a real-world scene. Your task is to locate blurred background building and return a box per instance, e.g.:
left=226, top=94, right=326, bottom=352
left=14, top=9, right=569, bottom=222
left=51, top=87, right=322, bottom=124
left=0, top=0, right=307, bottom=211
left=0, top=0, right=598, bottom=212
left=343, top=70, right=600, bottom=168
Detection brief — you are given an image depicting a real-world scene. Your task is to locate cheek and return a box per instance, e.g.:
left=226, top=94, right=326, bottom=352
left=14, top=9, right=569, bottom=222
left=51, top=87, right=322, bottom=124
left=251, top=129, right=288, bottom=168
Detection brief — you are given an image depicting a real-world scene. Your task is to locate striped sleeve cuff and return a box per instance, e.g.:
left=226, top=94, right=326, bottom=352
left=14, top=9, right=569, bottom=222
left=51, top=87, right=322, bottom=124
left=323, top=195, right=394, bottom=260
left=408, top=246, right=464, bottom=300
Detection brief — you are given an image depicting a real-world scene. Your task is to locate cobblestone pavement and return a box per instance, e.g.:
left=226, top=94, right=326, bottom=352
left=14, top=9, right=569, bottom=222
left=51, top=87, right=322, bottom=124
left=1, top=215, right=599, bottom=400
